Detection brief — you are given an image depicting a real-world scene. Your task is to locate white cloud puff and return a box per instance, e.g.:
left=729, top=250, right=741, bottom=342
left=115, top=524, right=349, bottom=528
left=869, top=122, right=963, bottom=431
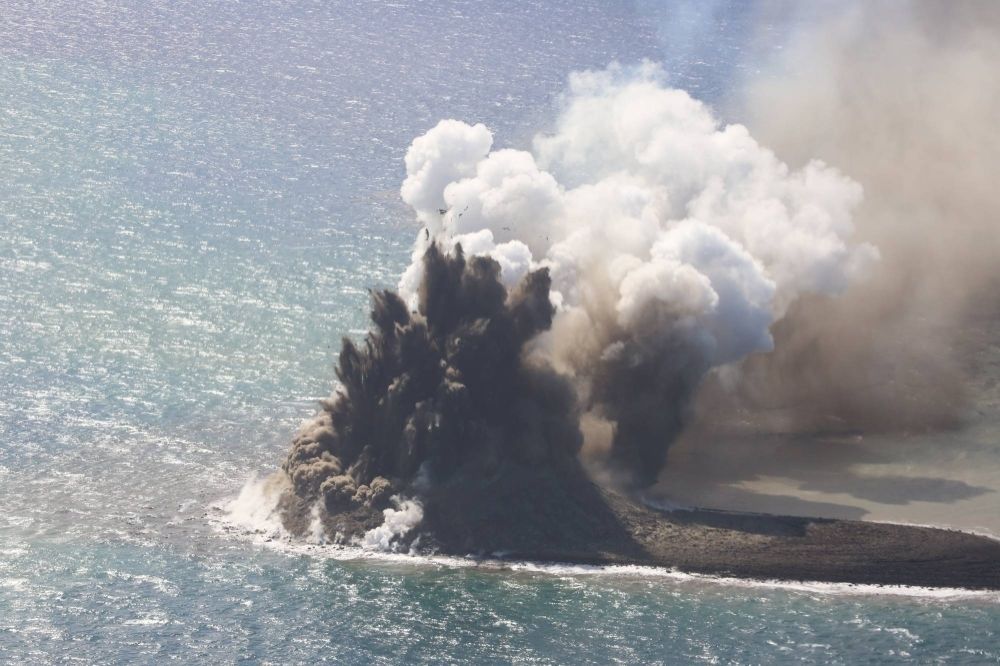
left=399, top=62, right=874, bottom=370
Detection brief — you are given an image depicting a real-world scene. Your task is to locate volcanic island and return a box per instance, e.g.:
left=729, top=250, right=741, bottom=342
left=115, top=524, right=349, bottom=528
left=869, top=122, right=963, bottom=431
left=274, top=245, right=1000, bottom=590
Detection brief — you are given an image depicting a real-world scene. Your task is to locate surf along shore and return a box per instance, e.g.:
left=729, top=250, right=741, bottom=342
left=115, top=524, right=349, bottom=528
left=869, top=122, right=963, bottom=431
left=281, top=472, right=1000, bottom=591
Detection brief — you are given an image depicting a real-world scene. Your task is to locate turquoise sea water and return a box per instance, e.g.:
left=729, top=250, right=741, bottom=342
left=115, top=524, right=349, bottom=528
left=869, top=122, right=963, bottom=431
left=2, top=1, right=998, bottom=663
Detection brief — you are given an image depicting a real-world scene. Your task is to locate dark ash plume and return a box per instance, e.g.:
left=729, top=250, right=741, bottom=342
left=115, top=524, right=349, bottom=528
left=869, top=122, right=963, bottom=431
left=281, top=242, right=583, bottom=535
left=594, top=334, right=711, bottom=487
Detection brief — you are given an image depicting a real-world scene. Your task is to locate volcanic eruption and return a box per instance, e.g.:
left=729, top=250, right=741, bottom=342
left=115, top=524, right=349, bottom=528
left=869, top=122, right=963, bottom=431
left=273, top=62, right=877, bottom=550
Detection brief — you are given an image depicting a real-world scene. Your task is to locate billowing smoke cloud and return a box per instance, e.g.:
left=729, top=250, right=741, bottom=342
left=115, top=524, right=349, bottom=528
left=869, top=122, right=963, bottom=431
left=397, top=62, right=875, bottom=485
left=690, top=1, right=1000, bottom=434
left=277, top=57, right=882, bottom=545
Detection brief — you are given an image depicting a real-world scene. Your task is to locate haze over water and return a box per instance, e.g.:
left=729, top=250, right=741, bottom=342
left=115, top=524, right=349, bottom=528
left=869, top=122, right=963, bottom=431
left=2, top=1, right=998, bottom=663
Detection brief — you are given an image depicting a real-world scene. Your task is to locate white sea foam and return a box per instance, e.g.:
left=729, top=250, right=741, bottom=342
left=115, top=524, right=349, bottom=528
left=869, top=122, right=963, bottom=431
left=213, top=477, right=426, bottom=553
left=221, top=473, right=290, bottom=539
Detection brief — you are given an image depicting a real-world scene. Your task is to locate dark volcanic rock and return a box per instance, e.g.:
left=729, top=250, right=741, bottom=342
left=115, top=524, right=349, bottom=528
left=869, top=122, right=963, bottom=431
left=279, top=466, right=1000, bottom=590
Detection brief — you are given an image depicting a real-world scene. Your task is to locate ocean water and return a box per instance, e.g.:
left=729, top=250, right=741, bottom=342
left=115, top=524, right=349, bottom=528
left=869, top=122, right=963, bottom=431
left=2, top=1, right=998, bottom=663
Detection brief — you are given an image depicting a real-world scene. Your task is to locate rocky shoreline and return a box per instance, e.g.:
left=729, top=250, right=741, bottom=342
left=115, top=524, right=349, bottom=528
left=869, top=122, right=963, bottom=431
left=503, top=493, right=1000, bottom=591
left=281, top=469, right=1000, bottom=591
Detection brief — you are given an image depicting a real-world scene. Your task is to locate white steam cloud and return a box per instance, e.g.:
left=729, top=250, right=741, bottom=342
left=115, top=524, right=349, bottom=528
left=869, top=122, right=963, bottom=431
left=360, top=496, right=424, bottom=552
left=399, top=62, right=875, bottom=435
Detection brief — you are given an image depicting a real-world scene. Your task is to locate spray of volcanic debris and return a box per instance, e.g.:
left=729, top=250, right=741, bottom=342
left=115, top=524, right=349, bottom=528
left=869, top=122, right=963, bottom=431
left=280, top=243, right=582, bottom=546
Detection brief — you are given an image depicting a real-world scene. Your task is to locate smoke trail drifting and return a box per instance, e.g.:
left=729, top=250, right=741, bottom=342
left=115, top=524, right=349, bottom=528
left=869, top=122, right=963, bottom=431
left=693, top=1, right=1000, bottom=434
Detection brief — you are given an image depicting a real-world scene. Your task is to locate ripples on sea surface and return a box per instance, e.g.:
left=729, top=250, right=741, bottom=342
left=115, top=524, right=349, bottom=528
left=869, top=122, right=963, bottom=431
left=1, top=1, right=998, bottom=663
